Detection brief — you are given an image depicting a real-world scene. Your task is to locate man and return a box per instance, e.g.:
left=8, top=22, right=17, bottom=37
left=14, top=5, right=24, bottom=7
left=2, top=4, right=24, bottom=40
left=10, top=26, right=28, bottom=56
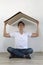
left=3, top=21, right=39, bottom=59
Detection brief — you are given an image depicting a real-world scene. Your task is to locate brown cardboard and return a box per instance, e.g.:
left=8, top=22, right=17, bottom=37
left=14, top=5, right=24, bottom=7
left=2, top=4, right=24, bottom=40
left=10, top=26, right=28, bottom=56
left=4, top=12, right=39, bottom=25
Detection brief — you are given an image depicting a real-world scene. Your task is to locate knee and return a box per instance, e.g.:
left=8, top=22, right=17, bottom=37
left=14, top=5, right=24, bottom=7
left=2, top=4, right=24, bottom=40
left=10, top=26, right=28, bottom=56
left=7, top=47, right=12, bottom=52
left=30, top=48, right=33, bottom=54
left=28, top=48, right=33, bottom=54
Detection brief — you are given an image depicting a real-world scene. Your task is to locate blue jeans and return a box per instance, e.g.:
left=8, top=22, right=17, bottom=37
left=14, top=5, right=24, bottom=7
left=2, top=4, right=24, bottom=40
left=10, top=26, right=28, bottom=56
left=7, top=47, right=33, bottom=58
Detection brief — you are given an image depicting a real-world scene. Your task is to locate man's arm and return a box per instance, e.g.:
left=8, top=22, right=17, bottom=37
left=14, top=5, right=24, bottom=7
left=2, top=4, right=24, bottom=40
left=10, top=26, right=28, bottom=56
left=3, top=22, right=10, bottom=38
left=31, top=21, right=39, bottom=37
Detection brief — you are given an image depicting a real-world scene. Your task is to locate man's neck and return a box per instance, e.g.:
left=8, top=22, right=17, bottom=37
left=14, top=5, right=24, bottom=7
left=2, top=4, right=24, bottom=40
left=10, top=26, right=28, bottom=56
left=19, top=30, right=24, bottom=34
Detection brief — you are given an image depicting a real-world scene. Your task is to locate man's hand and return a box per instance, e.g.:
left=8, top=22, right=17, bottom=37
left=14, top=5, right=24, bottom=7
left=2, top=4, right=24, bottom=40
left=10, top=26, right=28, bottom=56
left=4, top=22, right=8, bottom=26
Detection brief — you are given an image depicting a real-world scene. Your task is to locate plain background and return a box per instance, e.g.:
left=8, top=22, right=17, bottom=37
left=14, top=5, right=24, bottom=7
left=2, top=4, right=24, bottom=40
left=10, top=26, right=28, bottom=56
left=0, top=0, right=43, bottom=52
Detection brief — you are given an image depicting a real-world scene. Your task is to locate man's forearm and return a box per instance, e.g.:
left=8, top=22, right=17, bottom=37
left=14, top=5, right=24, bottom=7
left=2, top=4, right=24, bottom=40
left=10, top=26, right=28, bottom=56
left=31, top=23, right=39, bottom=37
left=3, top=23, right=10, bottom=37
left=3, top=23, right=7, bottom=35
left=36, top=23, right=39, bottom=35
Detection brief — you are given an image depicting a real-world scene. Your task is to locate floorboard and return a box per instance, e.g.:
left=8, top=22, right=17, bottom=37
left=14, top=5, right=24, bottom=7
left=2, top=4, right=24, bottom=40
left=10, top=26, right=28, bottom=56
left=0, top=52, right=43, bottom=65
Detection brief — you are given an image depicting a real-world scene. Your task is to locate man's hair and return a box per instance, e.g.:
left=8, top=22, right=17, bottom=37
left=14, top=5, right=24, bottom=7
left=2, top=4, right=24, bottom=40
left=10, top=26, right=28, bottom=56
left=18, top=21, right=25, bottom=26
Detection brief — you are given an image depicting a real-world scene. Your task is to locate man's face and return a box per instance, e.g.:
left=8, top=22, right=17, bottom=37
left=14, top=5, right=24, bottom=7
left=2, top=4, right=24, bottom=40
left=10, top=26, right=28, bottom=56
left=18, top=23, right=25, bottom=31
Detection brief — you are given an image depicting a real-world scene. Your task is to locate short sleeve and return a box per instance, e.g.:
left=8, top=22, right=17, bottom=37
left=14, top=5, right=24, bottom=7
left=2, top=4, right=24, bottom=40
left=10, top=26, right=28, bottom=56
left=27, top=32, right=32, bottom=37
left=10, top=32, right=15, bottom=38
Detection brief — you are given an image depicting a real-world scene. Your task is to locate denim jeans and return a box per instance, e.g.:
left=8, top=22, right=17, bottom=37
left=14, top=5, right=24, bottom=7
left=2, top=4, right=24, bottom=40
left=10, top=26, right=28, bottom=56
left=7, top=47, right=33, bottom=58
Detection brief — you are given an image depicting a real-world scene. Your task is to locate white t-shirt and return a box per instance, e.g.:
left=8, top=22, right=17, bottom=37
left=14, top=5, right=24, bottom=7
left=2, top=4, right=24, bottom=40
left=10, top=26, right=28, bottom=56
left=10, top=31, right=32, bottom=49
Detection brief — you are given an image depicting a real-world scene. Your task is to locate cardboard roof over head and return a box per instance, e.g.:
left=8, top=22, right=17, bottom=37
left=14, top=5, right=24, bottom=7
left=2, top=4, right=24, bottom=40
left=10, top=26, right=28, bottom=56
left=4, top=12, right=39, bottom=25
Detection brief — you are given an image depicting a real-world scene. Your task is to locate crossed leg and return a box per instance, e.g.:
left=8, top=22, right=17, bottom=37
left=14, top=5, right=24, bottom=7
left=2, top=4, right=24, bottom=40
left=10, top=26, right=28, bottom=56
left=7, top=47, right=33, bottom=59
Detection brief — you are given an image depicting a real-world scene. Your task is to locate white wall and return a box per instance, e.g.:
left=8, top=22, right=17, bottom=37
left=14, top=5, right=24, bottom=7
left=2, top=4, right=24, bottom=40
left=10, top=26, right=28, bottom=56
left=0, top=0, right=43, bottom=52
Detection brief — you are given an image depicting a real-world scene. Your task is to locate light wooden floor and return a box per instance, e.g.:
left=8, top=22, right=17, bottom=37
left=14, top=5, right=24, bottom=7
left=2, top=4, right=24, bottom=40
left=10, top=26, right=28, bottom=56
left=0, top=52, right=43, bottom=65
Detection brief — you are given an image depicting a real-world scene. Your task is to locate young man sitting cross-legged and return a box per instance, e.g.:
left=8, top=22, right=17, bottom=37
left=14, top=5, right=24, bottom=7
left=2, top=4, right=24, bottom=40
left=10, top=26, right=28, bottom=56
left=3, top=21, right=39, bottom=59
